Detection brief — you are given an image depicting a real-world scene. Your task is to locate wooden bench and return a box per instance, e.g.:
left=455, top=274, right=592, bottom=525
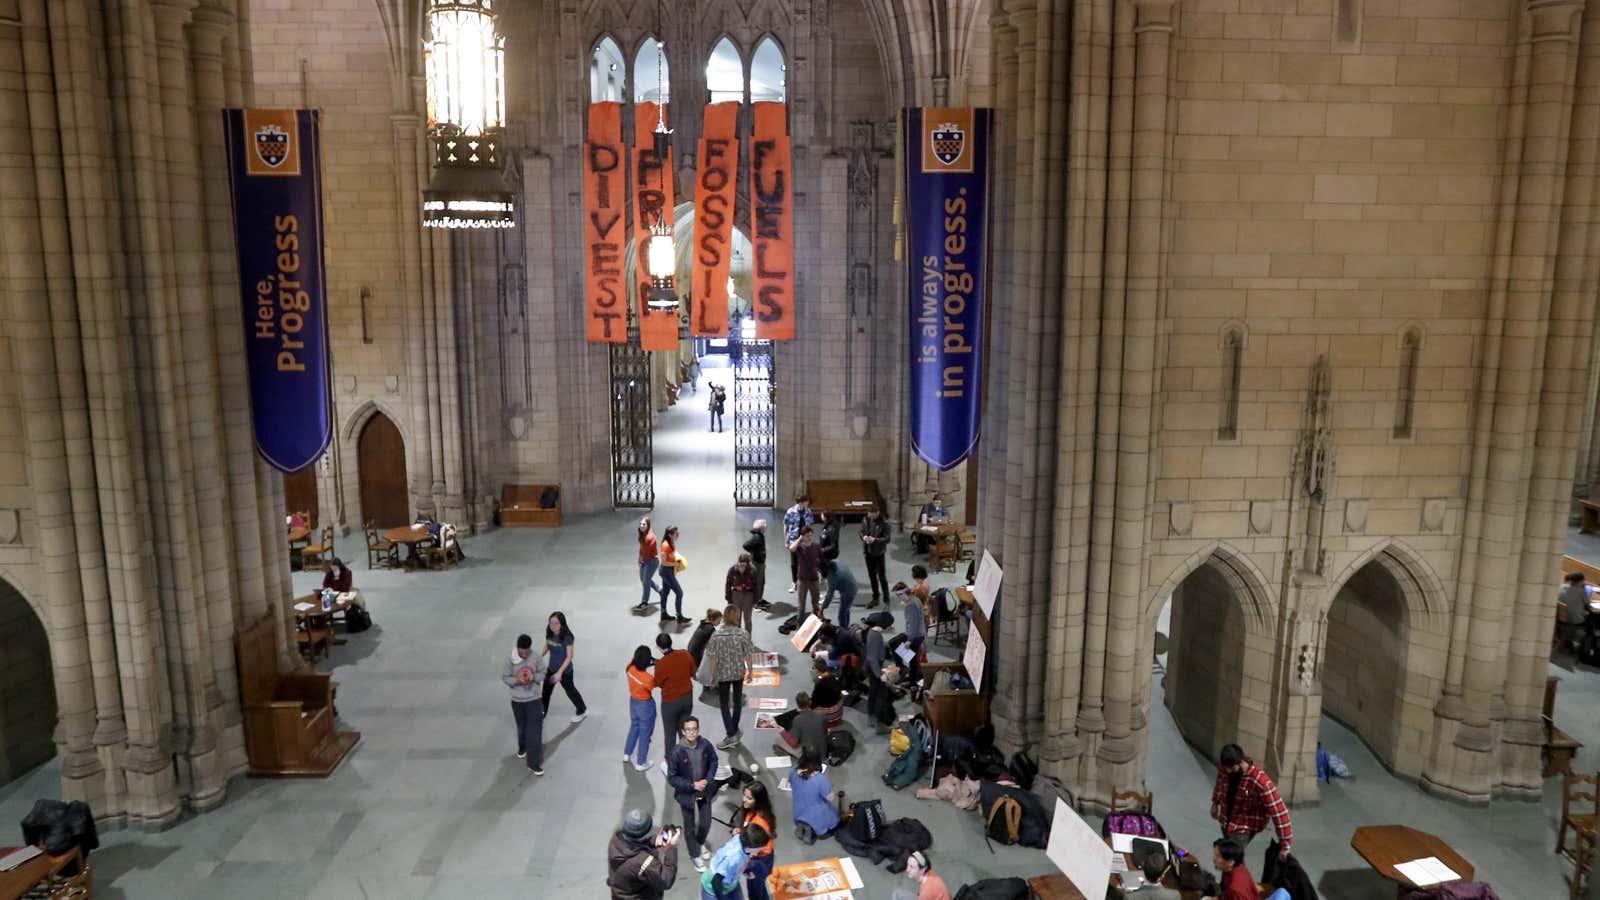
left=501, top=484, right=561, bottom=527
left=806, top=479, right=883, bottom=521
left=1546, top=675, right=1585, bottom=777
left=1583, top=498, right=1600, bottom=534
left=236, top=613, right=359, bottom=777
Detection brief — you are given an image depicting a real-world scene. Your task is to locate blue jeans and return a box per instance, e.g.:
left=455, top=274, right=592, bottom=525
left=824, top=585, right=856, bottom=628
left=625, top=697, right=656, bottom=765
left=640, top=558, right=661, bottom=607
left=744, top=853, right=774, bottom=900
left=659, top=568, right=685, bottom=618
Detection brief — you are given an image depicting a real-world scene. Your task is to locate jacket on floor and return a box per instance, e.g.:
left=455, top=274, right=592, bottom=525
left=606, top=830, right=678, bottom=900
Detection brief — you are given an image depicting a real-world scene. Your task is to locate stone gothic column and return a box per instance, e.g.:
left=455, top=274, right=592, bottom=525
left=391, top=110, right=439, bottom=516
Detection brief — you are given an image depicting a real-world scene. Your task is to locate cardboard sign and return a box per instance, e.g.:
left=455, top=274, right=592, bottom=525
left=691, top=102, right=739, bottom=336
left=963, top=625, right=987, bottom=692
left=1046, top=796, right=1115, bottom=900
left=973, top=549, right=1002, bottom=618
left=790, top=614, right=824, bottom=651
left=584, top=102, right=627, bottom=342
left=750, top=102, right=794, bottom=340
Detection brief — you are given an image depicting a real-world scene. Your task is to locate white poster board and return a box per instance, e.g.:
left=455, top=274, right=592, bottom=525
left=791, top=614, right=824, bottom=651
left=973, top=550, right=1002, bottom=618
left=1046, top=796, right=1114, bottom=900
left=963, top=624, right=987, bottom=692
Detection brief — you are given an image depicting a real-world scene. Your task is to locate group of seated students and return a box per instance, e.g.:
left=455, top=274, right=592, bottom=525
left=1105, top=837, right=1303, bottom=900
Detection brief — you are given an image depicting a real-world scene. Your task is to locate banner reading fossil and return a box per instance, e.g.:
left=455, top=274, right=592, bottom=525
left=691, top=102, right=740, bottom=336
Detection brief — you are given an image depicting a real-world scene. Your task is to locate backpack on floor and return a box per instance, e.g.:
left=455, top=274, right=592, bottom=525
left=344, top=605, right=372, bottom=633
left=826, top=728, right=856, bottom=766
left=883, top=718, right=928, bottom=790
left=984, top=793, right=1022, bottom=849
left=1008, top=750, right=1038, bottom=791
left=954, top=877, right=1032, bottom=900
left=778, top=614, right=802, bottom=635
left=846, top=798, right=886, bottom=843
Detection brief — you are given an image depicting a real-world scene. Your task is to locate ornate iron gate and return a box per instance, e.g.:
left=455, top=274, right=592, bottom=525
left=734, top=339, right=776, bottom=507
left=610, top=335, right=654, bottom=507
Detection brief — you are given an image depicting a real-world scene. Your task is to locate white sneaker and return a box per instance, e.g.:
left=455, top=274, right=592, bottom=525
left=788, top=583, right=796, bottom=593
left=700, top=847, right=712, bottom=862
left=692, top=857, right=708, bottom=873
left=571, top=712, right=588, bottom=724
left=517, top=750, right=526, bottom=759
left=633, top=760, right=652, bottom=772
left=660, top=760, right=670, bottom=775
left=623, top=754, right=633, bottom=763
left=777, top=779, right=793, bottom=792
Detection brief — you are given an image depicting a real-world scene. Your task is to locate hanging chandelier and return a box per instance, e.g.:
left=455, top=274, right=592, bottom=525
left=644, top=31, right=677, bottom=312
left=422, top=0, right=514, bottom=228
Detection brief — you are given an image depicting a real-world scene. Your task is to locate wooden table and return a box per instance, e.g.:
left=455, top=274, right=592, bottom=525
left=294, top=592, right=352, bottom=650
left=1030, top=853, right=1199, bottom=900
left=1351, top=824, right=1474, bottom=889
left=805, top=479, right=883, bottom=520
left=0, top=846, right=82, bottom=900
left=383, top=524, right=437, bottom=568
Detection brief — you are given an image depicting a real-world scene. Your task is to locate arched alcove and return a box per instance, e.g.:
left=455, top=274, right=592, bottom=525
left=358, top=413, right=410, bottom=528
left=750, top=36, right=786, bottom=102
left=706, top=37, right=744, bottom=104
left=0, top=578, right=56, bottom=784
left=633, top=35, right=668, bottom=103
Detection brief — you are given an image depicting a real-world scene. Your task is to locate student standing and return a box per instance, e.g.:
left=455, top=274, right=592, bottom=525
left=743, top=520, right=770, bottom=610
left=541, top=612, right=588, bottom=723
left=788, top=527, right=824, bottom=618
left=667, top=716, right=720, bottom=872
left=818, top=511, right=841, bottom=562
left=1210, top=743, right=1293, bottom=857
left=659, top=526, right=689, bottom=624
left=501, top=634, right=546, bottom=775
left=859, top=506, right=890, bottom=607
left=781, top=495, right=814, bottom=592
left=706, top=605, right=756, bottom=748
left=733, top=782, right=777, bottom=900
left=606, top=809, right=681, bottom=900
left=726, top=553, right=759, bottom=640
left=821, top=559, right=859, bottom=628
left=638, top=517, right=662, bottom=611
left=624, top=645, right=657, bottom=771
left=654, top=633, right=696, bottom=758
left=786, top=751, right=840, bottom=842
left=687, top=608, right=721, bottom=666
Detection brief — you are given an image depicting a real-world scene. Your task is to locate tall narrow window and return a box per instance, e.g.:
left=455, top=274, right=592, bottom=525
left=1219, top=328, right=1243, bottom=441
left=1335, top=0, right=1362, bottom=49
left=1395, top=330, right=1420, bottom=439
left=590, top=36, right=624, bottom=103
left=750, top=37, right=786, bottom=102
left=633, top=36, right=669, bottom=104
left=706, top=37, right=744, bottom=104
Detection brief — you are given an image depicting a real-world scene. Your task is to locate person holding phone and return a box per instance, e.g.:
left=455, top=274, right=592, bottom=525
left=607, top=809, right=681, bottom=900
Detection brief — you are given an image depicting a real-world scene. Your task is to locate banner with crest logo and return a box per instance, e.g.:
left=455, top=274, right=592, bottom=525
left=904, top=107, right=992, bottom=472
left=222, top=108, right=332, bottom=474
left=691, top=102, right=740, bottom=337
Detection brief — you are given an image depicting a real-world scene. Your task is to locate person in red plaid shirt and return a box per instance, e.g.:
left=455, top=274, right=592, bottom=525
left=1210, top=743, right=1292, bottom=860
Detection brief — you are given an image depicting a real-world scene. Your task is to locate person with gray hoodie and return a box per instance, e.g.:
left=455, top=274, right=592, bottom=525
left=503, top=633, right=547, bottom=775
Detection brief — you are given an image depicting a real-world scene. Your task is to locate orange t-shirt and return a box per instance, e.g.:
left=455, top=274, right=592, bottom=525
left=627, top=665, right=655, bottom=700
left=739, top=810, right=775, bottom=858
left=661, top=539, right=678, bottom=566
left=639, top=532, right=659, bottom=564
left=654, top=649, right=695, bottom=702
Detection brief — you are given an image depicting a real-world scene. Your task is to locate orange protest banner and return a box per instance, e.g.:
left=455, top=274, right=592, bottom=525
left=584, top=102, right=627, bottom=343
left=691, top=102, right=740, bottom=337
left=750, top=102, right=794, bottom=340
left=633, top=102, right=674, bottom=319
left=639, top=308, right=679, bottom=351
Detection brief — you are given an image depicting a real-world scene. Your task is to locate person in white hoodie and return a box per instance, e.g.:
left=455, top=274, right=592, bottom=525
left=503, top=633, right=547, bottom=775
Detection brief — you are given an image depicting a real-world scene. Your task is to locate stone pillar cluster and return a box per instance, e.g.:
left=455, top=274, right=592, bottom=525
left=0, top=0, right=286, bottom=825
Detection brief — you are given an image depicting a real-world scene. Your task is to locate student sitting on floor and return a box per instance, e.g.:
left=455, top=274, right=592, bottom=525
left=773, top=691, right=827, bottom=760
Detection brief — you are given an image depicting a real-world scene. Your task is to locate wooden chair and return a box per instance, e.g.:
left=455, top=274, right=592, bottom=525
left=423, top=524, right=462, bottom=570
left=1110, top=788, right=1154, bottom=815
left=364, top=520, right=398, bottom=569
left=1558, top=773, right=1599, bottom=899
left=932, top=589, right=964, bottom=646
left=300, top=525, right=333, bottom=571
left=296, top=615, right=331, bottom=663
left=957, top=531, right=978, bottom=562
left=929, top=537, right=959, bottom=573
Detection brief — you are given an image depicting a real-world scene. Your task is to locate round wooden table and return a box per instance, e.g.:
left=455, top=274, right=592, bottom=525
left=1351, top=824, right=1474, bottom=888
left=383, top=524, right=437, bottom=568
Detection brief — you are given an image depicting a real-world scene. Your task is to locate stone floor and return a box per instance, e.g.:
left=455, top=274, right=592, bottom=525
left=0, top=397, right=1592, bottom=897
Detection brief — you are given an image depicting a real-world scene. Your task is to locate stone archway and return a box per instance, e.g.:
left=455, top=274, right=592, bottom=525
left=0, top=577, right=56, bottom=784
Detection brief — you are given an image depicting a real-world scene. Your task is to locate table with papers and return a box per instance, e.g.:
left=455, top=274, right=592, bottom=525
left=1351, top=824, right=1474, bottom=888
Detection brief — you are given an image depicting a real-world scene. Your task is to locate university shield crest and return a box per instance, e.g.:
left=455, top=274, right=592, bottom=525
left=254, top=124, right=290, bottom=168
left=931, top=122, right=965, bottom=166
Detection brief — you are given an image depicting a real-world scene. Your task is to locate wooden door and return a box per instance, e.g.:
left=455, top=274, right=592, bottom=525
left=357, top=414, right=409, bottom=527
left=284, top=466, right=318, bottom=527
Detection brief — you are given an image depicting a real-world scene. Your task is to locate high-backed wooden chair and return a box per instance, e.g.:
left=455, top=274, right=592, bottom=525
left=1558, top=773, right=1600, bottom=898
left=1110, top=788, right=1154, bottom=816
left=423, top=523, right=462, bottom=570
left=235, top=612, right=359, bottom=776
left=300, top=524, right=334, bottom=571
left=365, top=520, right=398, bottom=569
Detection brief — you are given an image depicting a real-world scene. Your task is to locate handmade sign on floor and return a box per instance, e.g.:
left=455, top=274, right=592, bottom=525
left=749, top=696, right=789, bottom=710
left=768, top=857, right=864, bottom=900
left=752, top=651, right=781, bottom=669
left=790, top=614, right=823, bottom=651
left=747, top=669, right=780, bottom=687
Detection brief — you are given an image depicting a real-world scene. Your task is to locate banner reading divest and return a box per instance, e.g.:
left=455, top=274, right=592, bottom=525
left=585, top=102, right=627, bottom=343
left=633, top=101, right=674, bottom=320
left=222, top=108, right=332, bottom=474
left=750, top=102, right=794, bottom=341
left=904, top=107, right=992, bottom=472
left=692, top=102, right=740, bottom=337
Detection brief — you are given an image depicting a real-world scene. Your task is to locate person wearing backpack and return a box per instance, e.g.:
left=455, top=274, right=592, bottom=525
left=892, top=850, right=951, bottom=900
left=787, top=750, right=840, bottom=842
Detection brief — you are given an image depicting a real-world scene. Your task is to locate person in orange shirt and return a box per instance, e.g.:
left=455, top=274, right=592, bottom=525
left=659, top=526, right=689, bottom=624
left=894, top=851, right=951, bottom=900
left=624, top=645, right=657, bottom=771
left=638, top=517, right=662, bottom=611
left=654, top=633, right=696, bottom=759
left=734, top=781, right=777, bottom=900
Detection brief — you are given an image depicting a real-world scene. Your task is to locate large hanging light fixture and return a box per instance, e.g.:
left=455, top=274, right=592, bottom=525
left=422, top=0, right=514, bottom=228
left=643, top=25, right=678, bottom=312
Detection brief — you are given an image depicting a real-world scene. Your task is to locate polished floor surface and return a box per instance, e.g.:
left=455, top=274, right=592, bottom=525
left=0, top=395, right=1588, bottom=897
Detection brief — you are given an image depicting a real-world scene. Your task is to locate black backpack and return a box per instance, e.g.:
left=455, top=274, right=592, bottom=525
left=954, top=878, right=1031, bottom=900
left=778, top=614, right=802, bottom=635
left=344, top=605, right=373, bottom=633
left=846, top=798, right=885, bottom=842
left=826, top=728, right=856, bottom=766
left=1008, top=750, right=1038, bottom=790
left=538, top=486, right=559, bottom=508
left=984, top=793, right=1022, bottom=848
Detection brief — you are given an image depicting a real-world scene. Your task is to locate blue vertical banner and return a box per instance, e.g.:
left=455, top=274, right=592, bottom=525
left=905, top=107, right=993, bottom=471
left=222, top=108, right=332, bottom=473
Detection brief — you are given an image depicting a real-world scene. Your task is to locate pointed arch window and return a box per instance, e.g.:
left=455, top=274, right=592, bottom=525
left=590, top=36, right=625, bottom=103
left=706, top=37, right=745, bottom=104
left=633, top=36, right=669, bottom=104
left=1395, top=329, right=1421, bottom=439
left=1219, top=327, right=1243, bottom=441
left=751, top=37, right=786, bottom=102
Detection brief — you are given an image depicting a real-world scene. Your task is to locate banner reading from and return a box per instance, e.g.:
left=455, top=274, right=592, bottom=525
left=223, top=108, right=332, bottom=474
left=750, top=102, right=794, bottom=340
left=692, top=102, right=740, bottom=337
left=905, top=107, right=992, bottom=471
left=585, top=102, right=627, bottom=342
left=633, top=102, right=675, bottom=320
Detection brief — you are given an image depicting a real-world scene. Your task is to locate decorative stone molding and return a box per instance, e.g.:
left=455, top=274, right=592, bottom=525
left=384, top=375, right=400, bottom=393
left=1169, top=501, right=1193, bottom=537
left=0, top=510, right=19, bottom=545
left=1421, top=498, right=1447, bottom=533
left=1344, top=499, right=1368, bottom=534
left=1249, top=501, right=1273, bottom=535
left=338, top=375, right=356, bottom=394
left=1527, top=0, right=1584, bottom=42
